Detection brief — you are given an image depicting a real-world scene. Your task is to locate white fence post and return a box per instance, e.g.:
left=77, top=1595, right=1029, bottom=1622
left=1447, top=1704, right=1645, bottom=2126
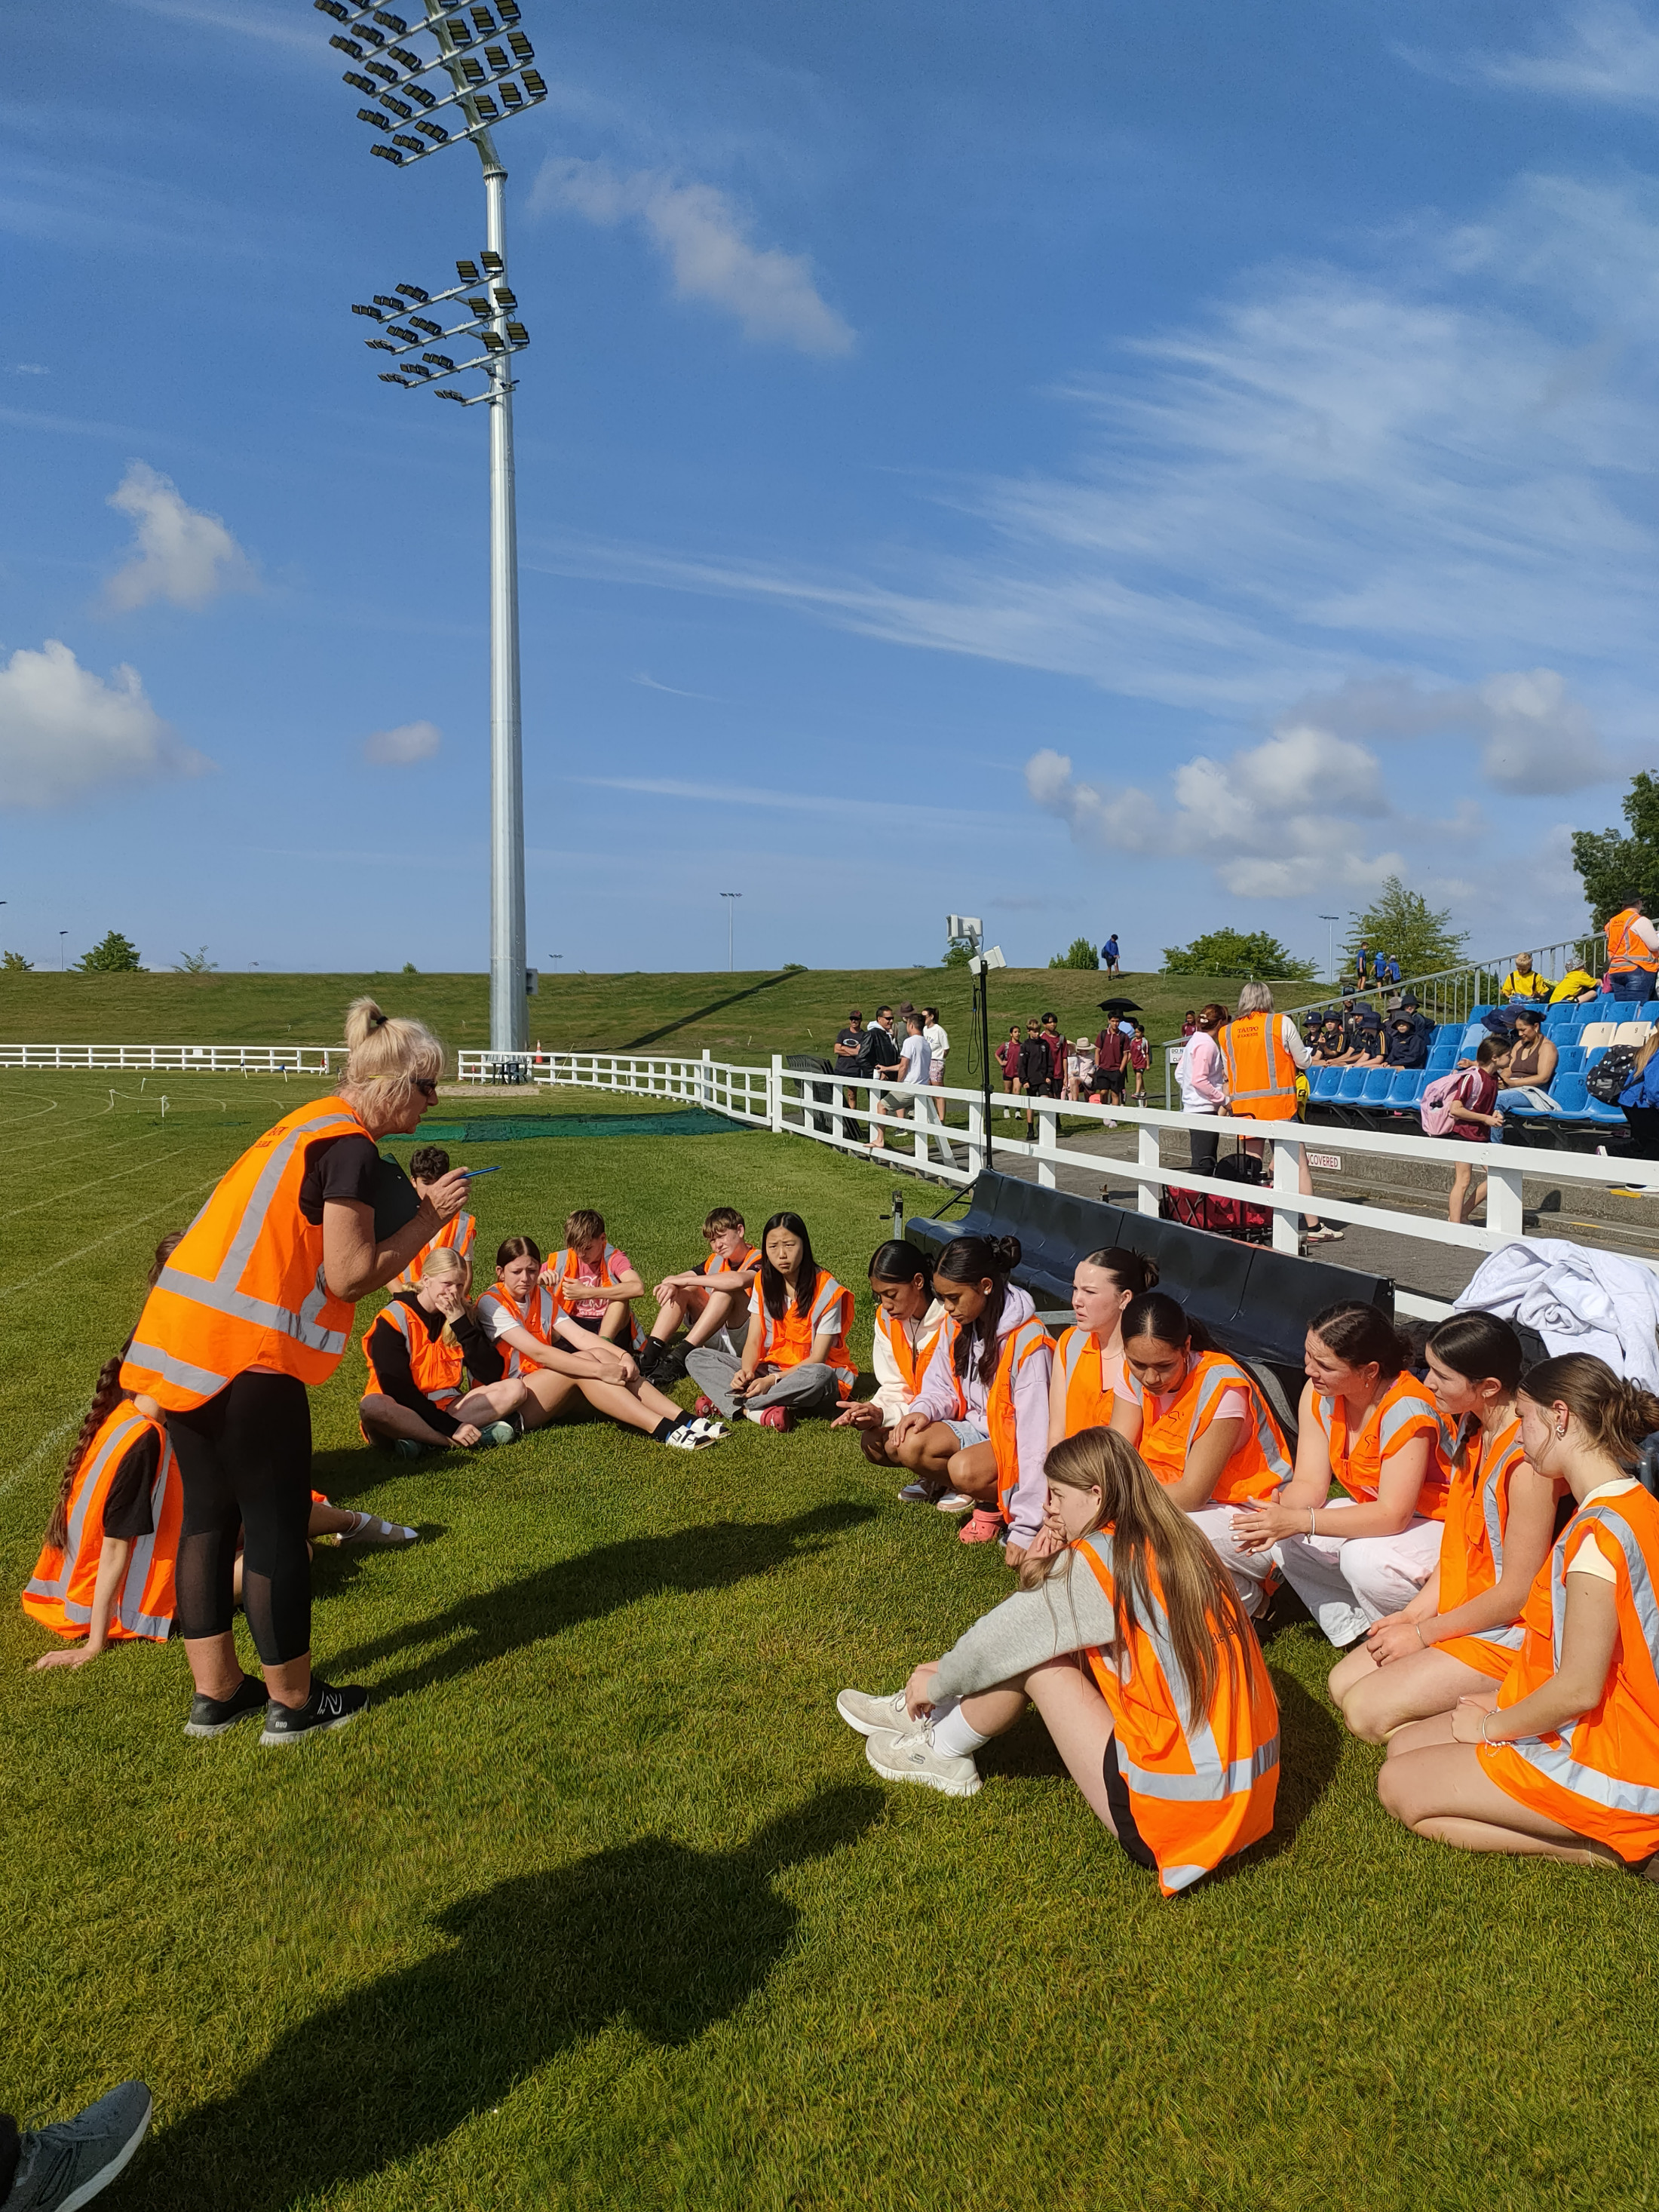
left=1035, top=1103, right=1058, bottom=1189
left=1487, top=1159, right=1526, bottom=1238
left=964, top=1097, right=984, bottom=1180
left=1271, top=1135, right=1302, bottom=1255
left=770, top=1054, right=785, bottom=1135
left=1137, top=1124, right=1161, bottom=1217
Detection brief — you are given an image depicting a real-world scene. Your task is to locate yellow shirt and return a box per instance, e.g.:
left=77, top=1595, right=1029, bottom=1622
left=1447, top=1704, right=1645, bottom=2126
left=1551, top=969, right=1599, bottom=1004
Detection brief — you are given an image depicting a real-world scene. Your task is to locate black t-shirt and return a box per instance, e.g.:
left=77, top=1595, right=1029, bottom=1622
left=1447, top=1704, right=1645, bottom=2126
left=297, top=1134, right=381, bottom=1226
left=834, top=1026, right=864, bottom=1064
left=101, top=1427, right=161, bottom=1541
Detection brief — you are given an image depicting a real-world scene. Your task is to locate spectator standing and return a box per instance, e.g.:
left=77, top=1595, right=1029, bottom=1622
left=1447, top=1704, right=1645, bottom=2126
left=873, top=1012, right=936, bottom=1153
left=1385, top=953, right=1401, bottom=984
left=833, top=1009, right=866, bottom=1109
left=1174, top=1004, right=1227, bottom=1176
left=1093, top=1017, right=1128, bottom=1108
left=1041, top=1012, right=1066, bottom=1094
left=1441, top=1039, right=1511, bottom=1222
left=1355, top=944, right=1370, bottom=986
left=1129, top=1022, right=1150, bottom=1103
left=997, top=1023, right=1023, bottom=1107
left=1219, top=981, right=1340, bottom=1244
left=1500, top=954, right=1552, bottom=1005
left=1018, top=1018, right=1052, bottom=1134
left=1603, top=896, right=1659, bottom=1002
left=921, top=1005, right=949, bottom=1085
left=1101, top=934, right=1121, bottom=977
left=860, top=1008, right=903, bottom=1146
left=1181, top=1009, right=1198, bottom=1038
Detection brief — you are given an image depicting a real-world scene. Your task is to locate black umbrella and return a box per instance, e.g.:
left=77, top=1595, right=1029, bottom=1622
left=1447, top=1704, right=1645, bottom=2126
left=1096, top=997, right=1142, bottom=1014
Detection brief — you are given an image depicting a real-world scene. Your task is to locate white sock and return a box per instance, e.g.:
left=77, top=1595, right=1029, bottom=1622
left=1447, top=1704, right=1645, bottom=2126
left=929, top=1699, right=991, bottom=1758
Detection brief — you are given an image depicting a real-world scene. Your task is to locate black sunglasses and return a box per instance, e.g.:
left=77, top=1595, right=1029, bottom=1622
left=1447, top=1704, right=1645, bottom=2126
left=414, top=1078, right=439, bottom=1100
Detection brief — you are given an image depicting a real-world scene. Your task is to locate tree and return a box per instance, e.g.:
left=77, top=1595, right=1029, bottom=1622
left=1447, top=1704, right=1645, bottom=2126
left=1343, top=877, right=1467, bottom=980
left=401, top=962, right=419, bottom=976
left=75, top=931, right=143, bottom=974
left=1, top=950, right=32, bottom=972
left=173, top=947, right=218, bottom=974
left=1047, top=936, right=1100, bottom=971
left=1571, top=772, right=1659, bottom=925
left=1161, top=928, right=1317, bottom=980
left=941, top=936, right=975, bottom=968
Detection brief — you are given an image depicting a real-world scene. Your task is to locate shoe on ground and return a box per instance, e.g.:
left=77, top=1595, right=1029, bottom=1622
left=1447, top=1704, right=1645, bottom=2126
left=864, top=1723, right=981, bottom=1797
left=183, top=1674, right=268, bottom=1740
left=744, top=1404, right=793, bottom=1432
left=684, top=1415, right=728, bottom=1441
left=654, top=1342, right=690, bottom=1380
left=958, top=1508, right=1005, bottom=1545
left=661, top=1421, right=713, bottom=1450
left=391, top=1438, right=425, bottom=1462
left=8, top=2079, right=152, bottom=2212
left=636, top=1338, right=667, bottom=1378
left=934, top=1490, right=975, bottom=1514
left=693, top=1394, right=719, bottom=1419
left=336, top=1512, right=419, bottom=1546
left=1306, top=1224, right=1345, bottom=1243
left=836, top=1686, right=916, bottom=1737
left=259, top=1679, right=369, bottom=1747
left=481, top=1419, right=518, bottom=1447
left=897, top=1478, right=943, bottom=1503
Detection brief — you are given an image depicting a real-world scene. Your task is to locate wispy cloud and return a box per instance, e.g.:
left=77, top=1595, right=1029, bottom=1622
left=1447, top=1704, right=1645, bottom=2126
left=113, top=0, right=324, bottom=55
left=105, top=462, right=256, bottom=612
left=10, top=363, right=47, bottom=376
left=1405, top=1, right=1659, bottom=109
left=631, top=672, right=724, bottom=702
left=572, top=773, right=1000, bottom=831
left=530, top=156, right=854, bottom=357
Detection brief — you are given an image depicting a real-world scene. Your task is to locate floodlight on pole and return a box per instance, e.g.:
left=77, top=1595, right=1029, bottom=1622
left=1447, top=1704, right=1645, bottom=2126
left=315, top=0, right=546, bottom=1057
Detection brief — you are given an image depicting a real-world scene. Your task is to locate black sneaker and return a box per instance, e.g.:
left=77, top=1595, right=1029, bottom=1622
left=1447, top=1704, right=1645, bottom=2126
left=636, top=1337, right=667, bottom=1378
left=183, top=1674, right=268, bottom=1739
left=8, top=2080, right=152, bottom=2211
left=259, top=1679, right=369, bottom=1748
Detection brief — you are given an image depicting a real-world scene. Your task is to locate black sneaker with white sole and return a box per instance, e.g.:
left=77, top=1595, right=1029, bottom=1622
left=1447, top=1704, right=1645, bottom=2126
left=259, top=1679, right=369, bottom=1747
left=183, top=1674, right=268, bottom=1739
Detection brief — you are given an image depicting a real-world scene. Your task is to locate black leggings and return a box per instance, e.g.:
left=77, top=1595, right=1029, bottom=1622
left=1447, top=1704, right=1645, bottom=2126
left=169, top=1372, right=314, bottom=1665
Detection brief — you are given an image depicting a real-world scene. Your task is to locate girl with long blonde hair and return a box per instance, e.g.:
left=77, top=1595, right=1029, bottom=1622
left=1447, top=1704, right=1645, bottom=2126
left=358, top=1244, right=529, bottom=1454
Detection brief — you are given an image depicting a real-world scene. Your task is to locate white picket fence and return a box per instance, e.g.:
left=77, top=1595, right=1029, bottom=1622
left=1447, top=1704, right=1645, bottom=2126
left=1, top=1042, right=346, bottom=1073
left=455, top=1046, right=1657, bottom=1321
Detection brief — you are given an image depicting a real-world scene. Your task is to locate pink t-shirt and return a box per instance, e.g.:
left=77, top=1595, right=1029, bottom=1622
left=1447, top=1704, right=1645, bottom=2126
left=1148, top=1384, right=1247, bottom=1426
left=566, top=1247, right=633, bottom=1320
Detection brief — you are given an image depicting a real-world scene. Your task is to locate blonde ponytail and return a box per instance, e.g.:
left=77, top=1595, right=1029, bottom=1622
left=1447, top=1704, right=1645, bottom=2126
left=340, top=997, right=444, bottom=1124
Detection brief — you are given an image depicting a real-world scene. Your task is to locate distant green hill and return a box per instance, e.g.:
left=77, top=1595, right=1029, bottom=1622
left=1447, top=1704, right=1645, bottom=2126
left=0, top=965, right=1310, bottom=1068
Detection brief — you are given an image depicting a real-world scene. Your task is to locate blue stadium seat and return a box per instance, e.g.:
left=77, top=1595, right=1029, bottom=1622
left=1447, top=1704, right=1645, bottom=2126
left=1461, top=1025, right=1489, bottom=1053
left=1361, top=1069, right=1394, bottom=1104
left=1469, top=1004, right=1496, bottom=1020
left=1310, top=1066, right=1343, bottom=1100
left=1427, top=1044, right=1458, bottom=1072
left=1550, top=1075, right=1589, bottom=1116
left=1642, top=1001, right=1659, bottom=1022
left=1544, top=1017, right=1577, bottom=1042
left=1337, top=1068, right=1369, bottom=1102
left=1388, top=1069, right=1425, bottom=1106
left=1585, top=1045, right=1606, bottom=1069
left=1555, top=1045, right=1584, bottom=1075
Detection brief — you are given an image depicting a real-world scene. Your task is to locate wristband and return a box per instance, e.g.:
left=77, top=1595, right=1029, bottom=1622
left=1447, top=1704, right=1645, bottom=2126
left=1414, top=1624, right=1426, bottom=1647
left=1308, top=1508, right=1317, bottom=1536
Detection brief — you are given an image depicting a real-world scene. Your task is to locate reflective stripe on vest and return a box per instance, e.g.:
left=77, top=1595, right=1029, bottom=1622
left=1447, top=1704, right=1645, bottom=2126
left=1606, top=909, right=1659, bottom=975
left=478, top=1283, right=557, bottom=1376
left=23, top=1404, right=179, bottom=1642
left=1440, top=1415, right=1527, bottom=1652
left=1137, top=1351, right=1289, bottom=1506
left=1219, top=1012, right=1297, bottom=1115
left=390, top=1210, right=477, bottom=1294
left=367, top=1298, right=465, bottom=1405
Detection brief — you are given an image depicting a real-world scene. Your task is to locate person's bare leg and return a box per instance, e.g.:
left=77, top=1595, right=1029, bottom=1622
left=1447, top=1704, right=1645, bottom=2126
left=1023, top=1658, right=1121, bottom=1831
left=183, top=1631, right=244, bottom=1701
left=357, top=1393, right=456, bottom=1450
left=955, top=1682, right=1028, bottom=1739
left=859, top=1424, right=901, bottom=1467
left=894, top=1422, right=961, bottom=1479
left=685, top=1288, right=741, bottom=1349
left=1449, top=1164, right=1470, bottom=1223
left=573, top=1376, right=685, bottom=1434
left=598, top=1302, right=630, bottom=1345
left=946, top=1441, right=999, bottom=1502
left=1378, top=1739, right=1621, bottom=1864
left=648, top=1291, right=691, bottom=1344
left=450, top=1378, right=529, bottom=1425
left=1332, top=1646, right=1499, bottom=1742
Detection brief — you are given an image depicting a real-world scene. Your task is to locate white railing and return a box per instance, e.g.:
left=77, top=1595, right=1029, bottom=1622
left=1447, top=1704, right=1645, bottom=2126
left=457, top=1045, right=1656, bottom=1322
left=0, top=1042, right=346, bottom=1073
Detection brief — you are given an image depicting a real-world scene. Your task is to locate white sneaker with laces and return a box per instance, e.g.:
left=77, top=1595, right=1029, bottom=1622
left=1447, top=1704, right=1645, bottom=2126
left=836, top=1686, right=916, bottom=1737
left=865, top=1723, right=982, bottom=1796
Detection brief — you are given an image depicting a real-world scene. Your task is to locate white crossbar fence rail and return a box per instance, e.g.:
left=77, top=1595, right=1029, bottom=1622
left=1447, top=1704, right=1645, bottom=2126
left=1, top=1042, right=346, bottom=1073
left=455, top=1047, right=1657, bottom=1322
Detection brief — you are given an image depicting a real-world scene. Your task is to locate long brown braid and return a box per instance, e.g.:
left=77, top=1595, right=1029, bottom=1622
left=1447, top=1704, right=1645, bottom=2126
left=44, top=1231, right=182, bottom=1553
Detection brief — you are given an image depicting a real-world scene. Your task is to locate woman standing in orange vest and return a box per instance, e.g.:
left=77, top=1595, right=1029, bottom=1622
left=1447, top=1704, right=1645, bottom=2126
left=836, top=1428, right=1279, bottom=1893
left=1602, top=894, right=1659, bottom=1004
left=119, top=999, right=472, bottom=1746
left=1380, top=1355, right=1659, bottom=1870
left=1047, top=1247, right=1158, bottom=1447
left=1328, top=1311, right=1556, bottom=1743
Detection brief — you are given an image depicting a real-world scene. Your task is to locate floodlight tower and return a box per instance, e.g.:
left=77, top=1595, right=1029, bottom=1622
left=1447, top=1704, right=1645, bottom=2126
left=314, top=0, right=548, bottom=1054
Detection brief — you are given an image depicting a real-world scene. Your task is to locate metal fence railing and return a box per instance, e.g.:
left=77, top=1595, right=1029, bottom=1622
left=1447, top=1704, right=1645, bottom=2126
left=1283, top=933, right=1608, bottom=1032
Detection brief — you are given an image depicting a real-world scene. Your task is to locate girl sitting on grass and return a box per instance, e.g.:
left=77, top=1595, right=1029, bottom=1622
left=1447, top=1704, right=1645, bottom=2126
left=359, top=1245, right=530, bottom=1457
left=688, top=1213, right=857, bottom=1432
left=477, top=1236, right=723, bottom=1451
left=1328, top=1312, right=1557, bottom=1743
left=1379, top=1355, right=1659, bottom=1872
left=1049, top=1247, right=1158, bottom=1447
left=836, top=1428, right=1280, bottom=1894
left=886, top=1235, right=1051, bottom=1557
left=832, top=1240, right=946, bottom=1474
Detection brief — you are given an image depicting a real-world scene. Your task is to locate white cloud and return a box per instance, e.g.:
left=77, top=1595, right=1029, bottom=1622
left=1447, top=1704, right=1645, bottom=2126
left=1276, top=667, right=1617, bottom=794
left=11, top=364, right=48, bottom=376
left=105, top=461, right=255, bottom=612
left=363, top=719, right=442, bottom=766
left=1451, top=1, right=1659, bottom=107
left=531, top=156, right=854, bottom=357
left=0, top=640, right=211, bottom=808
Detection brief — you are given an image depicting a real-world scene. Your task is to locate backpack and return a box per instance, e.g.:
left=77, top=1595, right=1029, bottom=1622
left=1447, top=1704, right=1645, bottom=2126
left=1587, top=1045, right=1638, bottom=1106
left=1420, top=1069, right=1476, bottom=1137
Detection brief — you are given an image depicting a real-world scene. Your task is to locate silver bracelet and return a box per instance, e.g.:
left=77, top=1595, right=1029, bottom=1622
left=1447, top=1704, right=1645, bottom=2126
left=1308, top=1508, right=1317, bottom=1536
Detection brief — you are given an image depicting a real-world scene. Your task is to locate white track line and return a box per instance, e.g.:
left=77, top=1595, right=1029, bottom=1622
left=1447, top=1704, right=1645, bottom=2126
left=2, top=1097, right=61, bottom=1128
left=0, top=1177, right=219, bottom=1301
left=0, top=1146, right=190, bottom=1224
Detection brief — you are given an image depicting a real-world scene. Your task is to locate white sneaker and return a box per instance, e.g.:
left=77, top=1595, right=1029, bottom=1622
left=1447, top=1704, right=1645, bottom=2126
left=897, top=1479, right=940, bottom=1504
left=865, top=1723, right=982, bottom=1797
left=934, top=1490, right=974, bottom=1513
left=683, top=1415, right=728, bottom=1441
left=662, top=1421, right=717, bottom=1450
left=836, top=1686, right=915, bottom=1737
left=336, top=1513, right=419, bottom=1545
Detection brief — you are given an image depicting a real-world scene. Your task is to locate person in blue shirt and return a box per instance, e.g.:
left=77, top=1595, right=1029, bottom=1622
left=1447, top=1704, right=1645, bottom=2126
left=1101, top=933, right=1121, bottom=977
left=1618, top=1029, right=1659, bottom=1158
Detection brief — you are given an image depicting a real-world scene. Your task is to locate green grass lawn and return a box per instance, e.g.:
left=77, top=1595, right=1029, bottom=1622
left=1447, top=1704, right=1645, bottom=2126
left=3, top=1072, right=1654, bottom=2210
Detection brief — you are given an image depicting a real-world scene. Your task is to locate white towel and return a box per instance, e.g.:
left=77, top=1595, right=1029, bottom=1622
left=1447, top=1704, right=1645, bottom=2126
left=1453, top=1238, right=1659, bottom=1393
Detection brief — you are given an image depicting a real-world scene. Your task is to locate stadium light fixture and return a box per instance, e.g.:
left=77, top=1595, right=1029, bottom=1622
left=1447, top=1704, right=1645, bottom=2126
left=315, top=0, right=547, bottom=1054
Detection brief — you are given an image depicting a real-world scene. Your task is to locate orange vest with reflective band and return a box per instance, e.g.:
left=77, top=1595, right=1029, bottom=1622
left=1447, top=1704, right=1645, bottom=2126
left=477, top=1281, right=557, bottom=1378
left=937, top=1313, right=1053, bottom=1520
left=1311, top=1371, right=1451, bottom=1520
left=1435, top=1413, right=1530, bottom=1680
left=1132, top=1349, right=1291, bottom=1507
left=1218, top=1011, right=1298, bottom=1122
left=1605, top=908, right=1659, bottom=977
left=1074, top=1531, right=1280, bottom=1894
left=120, top=1095, right=370, bottom=1410
left=363, top=1295, right=466, bottom=1407
left=750, top=1272, right=859, bottom=1395
left=543, top=1243, right=646, bottom=1351
left=23, top=1404, right=180, bottom=1643
left=1056, top=1326, right=1123, bottom=1439
left=876, top=1304, right=944, bottom=1398
left=699, top=1244, right=762, bottom=1283
left=390, top=1210, right=477, bottom=1294
left=1481, top=1488, right=1659, bottom=1861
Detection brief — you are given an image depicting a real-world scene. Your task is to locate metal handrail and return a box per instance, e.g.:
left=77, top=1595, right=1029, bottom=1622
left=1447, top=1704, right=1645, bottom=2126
left=1283, top=932, right=1608, bottom=1029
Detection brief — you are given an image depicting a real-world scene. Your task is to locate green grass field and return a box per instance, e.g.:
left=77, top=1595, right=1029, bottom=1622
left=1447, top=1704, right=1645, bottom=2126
left=3, top=1072, right=1655, bottom=2211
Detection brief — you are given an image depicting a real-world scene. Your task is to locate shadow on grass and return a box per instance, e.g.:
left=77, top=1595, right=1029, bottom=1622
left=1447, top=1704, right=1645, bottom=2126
left=621, top=969, right=796, bottom=1049
left=139, top=1784, right=885, bottom=2212
left=1209, top=1667, right=1343, bottom=1883
left=327, top=1502, right=876, bottom=1704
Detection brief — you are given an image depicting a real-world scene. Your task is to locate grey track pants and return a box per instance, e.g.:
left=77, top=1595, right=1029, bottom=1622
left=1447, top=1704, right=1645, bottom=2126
left=683, top=1347, right=842, bottom=1420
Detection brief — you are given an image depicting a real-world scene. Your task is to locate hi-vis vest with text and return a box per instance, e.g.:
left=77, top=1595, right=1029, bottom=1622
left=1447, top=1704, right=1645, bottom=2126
left=363, top=1294, right=465, bottom=1407
left=1219, top=1011, right=1298, bottom=1122
left=935, top=1312, right=1053, bottom=1520
left=23, top=1403, right=179, bottom=1643
left=1074, top=1529, right=1280, bottom=1894
left=1605, top=907, right=1659, bottom=977
left=1056, top=1325, right=1121, bottom=1439
left=477, top=1281, right=557, bottom=1378
left=1131, top=1349, right=1290, bottom=1507
left=121, top=1095, right=370, bottom=1410
left=391, top=1210, right=477, bottom=1294
left=750, top=1272, right=859, bottom=1396
left=1435, top=1413, right=1530, bottom=1680
left=543, top=1243, right=646, bottom=1352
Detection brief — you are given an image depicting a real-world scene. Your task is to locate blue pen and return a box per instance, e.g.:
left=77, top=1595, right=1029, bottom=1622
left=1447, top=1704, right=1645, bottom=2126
left=459, top=1165, right=503, bottom=1177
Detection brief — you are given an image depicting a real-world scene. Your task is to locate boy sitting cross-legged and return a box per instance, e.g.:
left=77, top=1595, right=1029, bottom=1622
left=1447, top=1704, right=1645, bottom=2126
left=541, top=1209, right=648, bottom=1353
left=638, top=1206, right=762, bottom=1381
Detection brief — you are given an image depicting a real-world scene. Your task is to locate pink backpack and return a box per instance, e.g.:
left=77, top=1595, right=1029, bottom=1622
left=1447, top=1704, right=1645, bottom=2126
left=1420, top=1069, right=1474, bottom=1137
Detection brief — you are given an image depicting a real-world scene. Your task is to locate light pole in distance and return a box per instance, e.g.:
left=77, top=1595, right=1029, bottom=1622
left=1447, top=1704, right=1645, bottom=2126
left=1320, top=914, right=1339, bottom=985
left=720, top=892, right=742, bottom=974
left=314, top=0, right=548, bottom=1057
left=949, top=914, right=1003, bottom=1164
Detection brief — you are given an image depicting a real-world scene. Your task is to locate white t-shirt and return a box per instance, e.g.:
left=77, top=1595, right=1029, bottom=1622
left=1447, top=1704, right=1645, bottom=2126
left=899, top=1033, right=931, bottom=1085
left=923, top=1021, right=949, bottom=1063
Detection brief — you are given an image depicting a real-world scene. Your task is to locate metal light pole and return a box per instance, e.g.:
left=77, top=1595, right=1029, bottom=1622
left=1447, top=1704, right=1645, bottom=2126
left=315, top=0, right=547, bottom=1054
left=1320, top=913, right=1339, bottom=986
left=721, top=891, right=742, bottom=973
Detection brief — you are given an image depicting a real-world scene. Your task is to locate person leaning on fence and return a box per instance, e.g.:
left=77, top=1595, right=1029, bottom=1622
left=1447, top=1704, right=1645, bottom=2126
left=1173, top=1005, right=1227, bottom=1177
left=1327, top=1312, right=1556, bottom=1744
left=833, top=1240, right=946, bottom=1472
left=1602, top=895, right=1659, bottom=1004
left=835, top=1429, right=1279, bottom=1894
left=388, top=1144, right=477, bottom=1292
left=1232, top=1302, right=1452, bottom=1648
left=1049, top=1247, right=1158, bottom=1446
left=1217, top=981, right=1339, bottom=1244
left=687, top=1211, right=857, bottom=1432
left=1378, top=1355, right=1659, bottom=1874
left=834, top=1009, right=866, bottom=1106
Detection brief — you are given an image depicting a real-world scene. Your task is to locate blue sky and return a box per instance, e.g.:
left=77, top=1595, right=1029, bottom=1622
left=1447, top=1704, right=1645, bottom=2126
left=3, top=0, right=1655, bottom=979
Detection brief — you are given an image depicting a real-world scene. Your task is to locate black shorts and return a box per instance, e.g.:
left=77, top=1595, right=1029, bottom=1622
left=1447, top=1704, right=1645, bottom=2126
left=1102, top=1737, right=1158, bottom=1872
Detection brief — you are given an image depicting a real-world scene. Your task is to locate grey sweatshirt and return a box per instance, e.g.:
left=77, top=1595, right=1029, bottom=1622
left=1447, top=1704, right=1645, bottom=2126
left=932, top=1556, right=1118, bottom=1702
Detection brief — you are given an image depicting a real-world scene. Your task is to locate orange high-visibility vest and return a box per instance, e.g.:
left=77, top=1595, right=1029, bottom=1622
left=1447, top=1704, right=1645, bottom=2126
left=23, top=1403, right=180, bottom=1643
left=1434, top=1413, right=1531, bottom=1680
left=1056, top=1325, right=1124, bottom=1438
left=477, top=1281, right=558, bottom=1378
left=121, top=1095, right=371, bottom=1410
left=389, top=1210, right=477, bottom=1294
left=543, top=1243, right=646, bottom=1351
left=1218, top=1011, right=1299, bottom=1121
left=1130, top=1349, right=1290, bottom=1507
left=936, top=1312, right=1053, bottom=1520
left=1480, top=1487, right=1659, bottom=1863
left=1605, top=908, right=1659, bottom=977
left=363, top=1295, right=465, bottom=1408
left=699, top=1244, right=762, bottom=1283
left=1074, top=1530, right=1280, bottom=1894
left=749, top=1271, right=859, bottom=1396
left=876, top=1304, right=945, bottom=1397
left=1311, top=1371, right=1452, bottom=1520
